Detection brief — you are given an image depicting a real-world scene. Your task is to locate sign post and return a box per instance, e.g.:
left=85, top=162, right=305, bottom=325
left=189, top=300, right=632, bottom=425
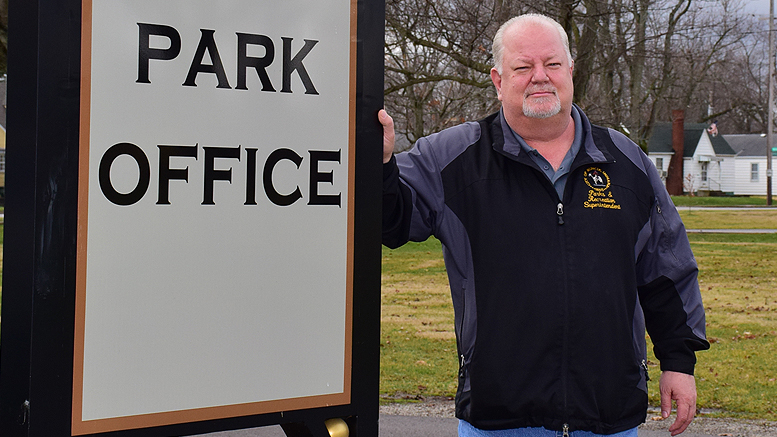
left=0, top=0, right=384, bottom=436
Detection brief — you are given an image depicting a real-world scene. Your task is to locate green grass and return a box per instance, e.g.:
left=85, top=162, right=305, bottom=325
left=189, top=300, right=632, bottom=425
left=647, top=233, right=777, bottom=419
left=381, top=239, right=457, bottom=399
left=381, top=224, right=777, bottom=419
left=678, top=210, right=777, bottom=229
left=670, top=195, right=770, bottom=207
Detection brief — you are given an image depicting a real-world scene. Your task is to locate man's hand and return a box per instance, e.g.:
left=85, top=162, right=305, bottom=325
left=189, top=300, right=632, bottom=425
left=660, top=371, right=697, bottom=436
left=378, top=109, right=395, bottom=164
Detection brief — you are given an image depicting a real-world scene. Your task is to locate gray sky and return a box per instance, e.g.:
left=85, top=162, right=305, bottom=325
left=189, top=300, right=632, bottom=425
left=747, top=0, right=772, bottom=16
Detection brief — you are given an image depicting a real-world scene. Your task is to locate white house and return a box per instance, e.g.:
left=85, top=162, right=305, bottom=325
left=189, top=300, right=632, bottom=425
left=723, top=134, right=775, bottom=196
left=647, top=122, right=736, bottom=195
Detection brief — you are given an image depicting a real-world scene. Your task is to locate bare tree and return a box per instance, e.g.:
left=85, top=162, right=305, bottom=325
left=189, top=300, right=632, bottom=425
left=384, top=0, right=509, bottom=150
left=384, top=0, right=767, bottom=151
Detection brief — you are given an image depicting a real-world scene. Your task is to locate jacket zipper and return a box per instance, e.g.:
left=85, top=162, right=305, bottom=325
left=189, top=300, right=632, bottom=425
left=457, top=282, right=467, bottom=380
left=556, top=197, right=571, bottom=429
left=557, top=202, right=564, bottom=225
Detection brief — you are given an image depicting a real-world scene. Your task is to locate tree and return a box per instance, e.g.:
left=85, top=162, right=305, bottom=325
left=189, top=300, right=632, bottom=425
left=384, top=0, right=766, bottom=151
left=384, top=0, right=505, bottom=150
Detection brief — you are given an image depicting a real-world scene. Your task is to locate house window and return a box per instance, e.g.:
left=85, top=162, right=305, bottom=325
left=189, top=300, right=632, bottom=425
left=751, top=163, right=759, bottom=182
left=700, top=162, right=708, bottom=182
left=655, top=158, right=664, bottom=175
left=0, top=149, right=5, bottom=172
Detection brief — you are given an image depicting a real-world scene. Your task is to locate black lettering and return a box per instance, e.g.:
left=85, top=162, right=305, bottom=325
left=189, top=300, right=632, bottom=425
left=183, top=29, right=232, bottom=89
left=308, top=150, right=341, bottom=206
left=263, top=148, right=302, bottom=206
left=99, top=143, right=151, bottom=206
left=157, top=144, right=198, bottom=204
left=203, top=146, right=241, bottom=205
left=245, top=148, right=258, bottom=205
left=137, top=23, right=181, bottom=84
left=236, top=33, right=276, bottom=91
left=281, top=38, right=318, bottom=95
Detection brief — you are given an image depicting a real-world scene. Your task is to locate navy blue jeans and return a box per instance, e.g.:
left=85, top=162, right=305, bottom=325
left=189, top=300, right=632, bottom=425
left=458, top=420, right=639, bottom=437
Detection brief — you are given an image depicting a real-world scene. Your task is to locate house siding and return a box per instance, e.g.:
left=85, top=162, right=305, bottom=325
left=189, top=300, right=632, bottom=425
left=734, top=157, right=769, bottom=195
left=648, top=153, right=672, bottom=182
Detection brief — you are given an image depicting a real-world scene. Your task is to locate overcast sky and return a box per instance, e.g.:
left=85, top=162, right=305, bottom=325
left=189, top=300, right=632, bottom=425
left=747, top=0, right=772, bottom=16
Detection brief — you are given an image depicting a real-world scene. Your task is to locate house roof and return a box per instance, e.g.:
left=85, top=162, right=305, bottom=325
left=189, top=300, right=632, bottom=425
left=647, top=122, right=735, bottom=156
left=723, top=134, right=775, bottom=157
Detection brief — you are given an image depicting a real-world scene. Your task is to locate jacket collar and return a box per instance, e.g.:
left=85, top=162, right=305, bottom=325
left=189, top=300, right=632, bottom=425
left=489, top=104, right=615, bottom=166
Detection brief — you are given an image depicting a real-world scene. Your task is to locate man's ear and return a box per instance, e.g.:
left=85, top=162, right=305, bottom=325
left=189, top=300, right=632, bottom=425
left=490, top=68, right=502, bottom=100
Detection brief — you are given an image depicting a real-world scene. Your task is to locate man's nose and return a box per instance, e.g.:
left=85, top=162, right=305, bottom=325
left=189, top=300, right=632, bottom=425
left=531, top=67, right=549, bottom=82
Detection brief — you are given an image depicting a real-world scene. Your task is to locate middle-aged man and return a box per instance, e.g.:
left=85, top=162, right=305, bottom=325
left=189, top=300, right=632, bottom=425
left=379, top=13, right=709, bottom=437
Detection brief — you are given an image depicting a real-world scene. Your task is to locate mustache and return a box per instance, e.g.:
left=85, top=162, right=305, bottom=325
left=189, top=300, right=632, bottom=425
left=524, top=85, right=558, bottom=97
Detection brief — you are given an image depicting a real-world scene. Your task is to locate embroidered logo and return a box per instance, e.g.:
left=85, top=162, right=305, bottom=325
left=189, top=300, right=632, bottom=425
left=583, top=167, right=621, bottom=210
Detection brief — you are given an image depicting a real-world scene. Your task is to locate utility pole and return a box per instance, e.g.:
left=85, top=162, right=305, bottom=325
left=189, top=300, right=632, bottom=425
left=769, top=0, right=774, bottom=205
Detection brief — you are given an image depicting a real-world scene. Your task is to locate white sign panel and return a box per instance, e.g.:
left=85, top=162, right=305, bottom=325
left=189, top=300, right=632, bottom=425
left=74, top=0, right=355, bottom=434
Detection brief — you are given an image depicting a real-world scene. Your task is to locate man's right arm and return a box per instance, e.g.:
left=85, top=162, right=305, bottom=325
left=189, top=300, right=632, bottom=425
left=379, top=109, right=395, bottom=164
left=379, top=109, right=461, bottom=248
left=379, top=109, right=412, bottom=248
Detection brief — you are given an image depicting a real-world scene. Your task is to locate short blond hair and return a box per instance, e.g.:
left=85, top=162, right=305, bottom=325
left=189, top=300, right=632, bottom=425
left=492, top=14, right=573, bottom=74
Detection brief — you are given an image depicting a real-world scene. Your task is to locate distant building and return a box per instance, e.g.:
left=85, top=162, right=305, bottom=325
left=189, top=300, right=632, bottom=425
left=723, top=134, right=775, bottom=196
left=647, top=122, right=736, bottom=195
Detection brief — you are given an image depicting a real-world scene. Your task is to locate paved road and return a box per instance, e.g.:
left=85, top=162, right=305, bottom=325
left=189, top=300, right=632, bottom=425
left=194, top=415, right=721, bottom=437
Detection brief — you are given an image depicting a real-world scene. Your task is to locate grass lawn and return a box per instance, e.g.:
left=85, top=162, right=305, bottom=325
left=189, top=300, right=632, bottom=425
left=670, top=195, right=771, bottom=207
left=670, top=233, right=777, bottom=419
left=678, top=210, right=777, bottom=229
left=381, top=217, right=777, bottom=419
left=381, top=238, right=457, bottom=399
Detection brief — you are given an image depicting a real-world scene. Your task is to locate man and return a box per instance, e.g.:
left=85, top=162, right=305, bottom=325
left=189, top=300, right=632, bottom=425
left=379, top=14, right=709, bottom=437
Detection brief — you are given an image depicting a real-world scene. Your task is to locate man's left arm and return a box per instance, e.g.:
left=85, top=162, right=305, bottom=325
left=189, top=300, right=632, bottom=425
left=635, top=158, right=710, bottom=435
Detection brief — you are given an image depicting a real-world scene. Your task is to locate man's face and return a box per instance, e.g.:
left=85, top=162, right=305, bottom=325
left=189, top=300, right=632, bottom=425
left=490, top=22, right=574, bottom=122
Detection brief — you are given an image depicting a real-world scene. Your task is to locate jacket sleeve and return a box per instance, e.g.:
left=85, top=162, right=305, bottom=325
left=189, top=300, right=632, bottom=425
left=382, top=155, right=413, bottom=248
left=635, top=159, right=710, bottom=375
left=382, top=135, right=450, bottom=248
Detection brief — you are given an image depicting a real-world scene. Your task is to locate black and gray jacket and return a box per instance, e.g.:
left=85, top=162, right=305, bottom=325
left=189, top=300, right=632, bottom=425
left=382, top=108, right=709, bottom=435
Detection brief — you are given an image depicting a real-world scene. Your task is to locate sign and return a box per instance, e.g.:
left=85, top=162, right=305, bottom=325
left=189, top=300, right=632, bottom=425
left=0, top=0, right=384, bottom=436
left=76, top=1, right=355, bottom=433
